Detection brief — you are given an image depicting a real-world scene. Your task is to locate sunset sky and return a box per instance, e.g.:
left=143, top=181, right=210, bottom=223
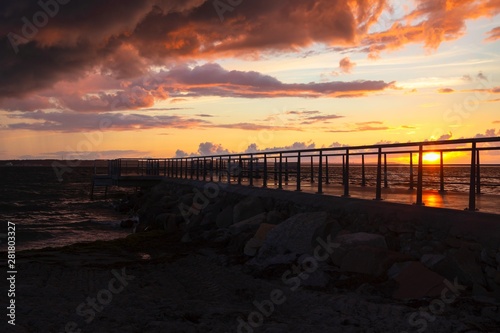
left=0, top=0, right=499, bottom=161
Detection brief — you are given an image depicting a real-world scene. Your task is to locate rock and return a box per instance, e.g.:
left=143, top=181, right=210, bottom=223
left=334, top=232, right=387, bottom=249
left=449, top=247, right=487, bottom=286
left=243, top=223, right=277, bottom=257
left=216, top=205, right=234, bottom=228
left=229, top=212, right=266, bottom=235
left=480, top=248, right=496, bottom=266
left=339, top=246, right=413, bottom=277
left=200, top=212, right=216, bottom=227
left=233, top=196, right=265, bottom=223
left=266, top=210, right=286, bottom=225
left=495, top=271, right=500, bottom=285
left=244, top=238, right=264, bottom=256
left=163, top=218, right=179, bottom=234
left=391, top=262, right=448, bottom=299
left=331, top=232, right=388, bottom=266
left=485, top=266, right=496, bottom=279
left=255, top=223, right=277, bottom=241
left=420, top=254, right=446, bottom=268
left=257, top=212, right=332, bottom=258
left=181, top=233, right=192, bottom=243
left=180, top=192, right=195, bottom=205
left=473, top=283, right=497, bottom=303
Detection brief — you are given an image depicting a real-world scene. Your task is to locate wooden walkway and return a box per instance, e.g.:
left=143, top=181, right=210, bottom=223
left=91, top=137, right=500, bottom=214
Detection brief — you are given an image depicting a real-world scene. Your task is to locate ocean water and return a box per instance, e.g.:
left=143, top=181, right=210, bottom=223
left=0, top=166, right=131, bottom=251
left=298, top=165, right=500, bottom=194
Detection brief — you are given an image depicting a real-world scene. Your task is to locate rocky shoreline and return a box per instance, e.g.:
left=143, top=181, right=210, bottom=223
left=9, top=178, right=500, bottom=332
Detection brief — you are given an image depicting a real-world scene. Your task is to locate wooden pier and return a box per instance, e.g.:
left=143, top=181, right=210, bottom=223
left=91, top=137, right=500, bottom=214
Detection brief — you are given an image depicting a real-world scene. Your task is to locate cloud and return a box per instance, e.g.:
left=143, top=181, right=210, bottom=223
left=485, top=26, right=500, bottom=42
left=0, top=63, right=395, bottom=113
left=197, top=142, right=231, bottom=156
left=20, top=149, right=151, bottom=160
left=494, top=121, right=500, bottom=124
left=474, top=129, right=499, bottom=138
left=339, top=57, right=356, bottom=74
left=211, top=123, right=302, bottom=131
left=362, top=0, right=500, bottom=58
left=438, top=88, right=455, bottom=94
left=329, top=142, right=350, bottom=148
left=328, top=121, right=390, bottom=132
left=437, top=132, right=453, bottom=141
left=175, top=149, right=189, bottom=158
left=254, top=142, right=317, bottom=153
left=2, top=111, right=211, bottom=132
left=1, top=0, right=498, bottom=103
left=477, top=71, right=488, bottom=81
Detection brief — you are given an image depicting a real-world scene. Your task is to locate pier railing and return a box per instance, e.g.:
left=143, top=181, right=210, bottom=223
left=97, top=137, right=500, bottom=212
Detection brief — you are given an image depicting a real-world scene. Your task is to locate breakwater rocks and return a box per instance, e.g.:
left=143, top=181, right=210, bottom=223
left=120, top=179, right=500, bottom=308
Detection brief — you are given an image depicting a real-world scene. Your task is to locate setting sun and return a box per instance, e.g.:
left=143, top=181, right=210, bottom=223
left=423, top=152, right=441, bottom=164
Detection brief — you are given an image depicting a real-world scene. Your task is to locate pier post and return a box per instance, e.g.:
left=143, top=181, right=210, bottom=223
left=375, top=148, right=382, bottom=201
left=210, top=157, right=214, bottom=182
left=196, top=158, right=200, bottom=180
left=296, top=152, right=301, bottom=191
left=279, top=153, right=283, bottom=189
left=218, top=157, right=222, bottom=182
left=274, top=158, right=278, bottom=184
left=325, top=155, right=330, bottom=184
left=317, top=151, right=323, bottom=194
left=227, top=156, right=231, bottom=184
left=415, top=145, right=424, bottom=206
left=285, top=157, right=289, bottom=184
left=238, top=155, right=242, bottom=185
left=249, top=155, right=254, bottom=186
left=342, top=155, right=345, bottom=186
left=361, top=154, right=366, bottom=187
left=409, top=153, right=414, bottom=190
left=310, top=156, right=314, bottom=183
left=384, top=153, right=388, bottom=188
left=185, top=159, right=188, bottom=179
left=439, top=152, right=445, bottom=193
left=343, top=149, right=350, bottom=197
left=476, top=150, right=481, bottom=195
left=263, top=154, right=268, bottom=188
left=468, top=142, right=477, bottom=211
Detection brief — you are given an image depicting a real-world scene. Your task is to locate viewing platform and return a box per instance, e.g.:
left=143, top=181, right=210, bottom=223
left=91, top=137, right=500, bottom=215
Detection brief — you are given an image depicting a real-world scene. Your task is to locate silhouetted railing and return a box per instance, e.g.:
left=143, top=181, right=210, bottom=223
left=96, top=137, right=500, bottom=212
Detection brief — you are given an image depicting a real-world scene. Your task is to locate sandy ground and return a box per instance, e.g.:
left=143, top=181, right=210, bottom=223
left=3, top=231, right=498, bottom=333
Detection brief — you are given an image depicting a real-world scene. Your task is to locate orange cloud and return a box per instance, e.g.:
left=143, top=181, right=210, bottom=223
left=438, top=88, right=455, bottom=93
left=339, top=57, right=357, bottom=74
left=485, top=26, right=500, bottom=41
left=363, top=0, right=500, bottom=57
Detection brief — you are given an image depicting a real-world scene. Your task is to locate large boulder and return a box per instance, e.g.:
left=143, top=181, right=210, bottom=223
left=331, top=232, right=388, bottom=266
left=257, top=212, right=333, bottom=258
left=244, top=223, right=277, bottom=256
left=233, top=196, right=265, bottom=224
left=339, top=246, right=413, bottom=277
left=422, top=248, right=486, bottom=287
left=229, top=212, right=267, bottom=236
left=390, top=261, right=449, bottom=299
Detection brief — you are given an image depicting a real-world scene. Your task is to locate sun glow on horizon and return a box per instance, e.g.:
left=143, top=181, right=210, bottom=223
left=423, top=152, right=441, bottom=164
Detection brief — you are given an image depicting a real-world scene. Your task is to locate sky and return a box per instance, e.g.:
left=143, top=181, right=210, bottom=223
left=0, top=0, right=499, bottom=162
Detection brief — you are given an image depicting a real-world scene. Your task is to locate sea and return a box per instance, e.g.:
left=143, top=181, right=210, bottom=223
left=0, top=166, right=132, bottom=251
left=0, top=164, right=499, bottom=251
